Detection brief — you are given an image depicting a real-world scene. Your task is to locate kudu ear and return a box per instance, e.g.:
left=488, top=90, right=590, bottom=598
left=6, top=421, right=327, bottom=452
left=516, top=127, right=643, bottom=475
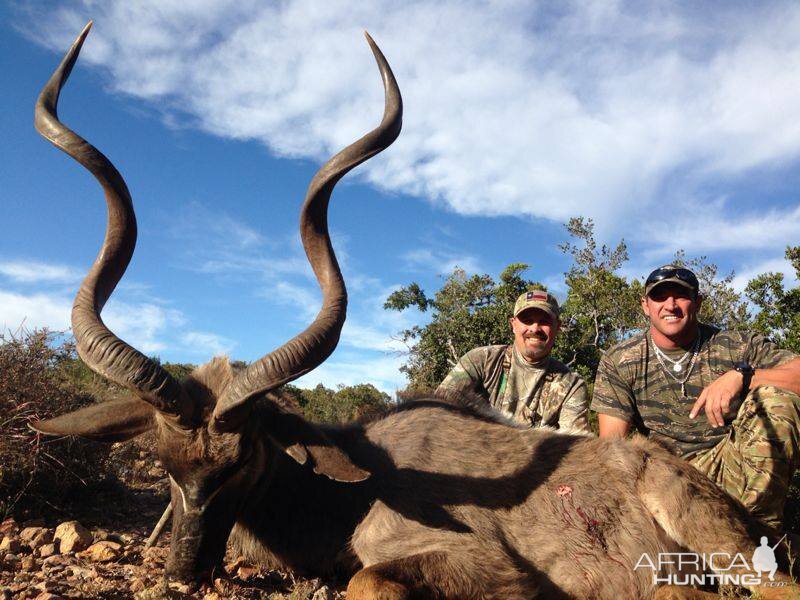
left=30, top=398, right=156, bottom=443
left=263, top=405, right=370, bottom=483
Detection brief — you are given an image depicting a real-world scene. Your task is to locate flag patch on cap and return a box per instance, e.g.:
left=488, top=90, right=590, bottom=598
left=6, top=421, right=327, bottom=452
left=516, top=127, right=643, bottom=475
left=527, top=291, right=548, bottom=301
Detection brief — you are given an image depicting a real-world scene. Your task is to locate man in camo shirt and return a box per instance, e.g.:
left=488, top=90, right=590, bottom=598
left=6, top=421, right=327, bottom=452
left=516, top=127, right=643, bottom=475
left=437, top=290, right=591, bottom=433
left=592, top=264, right=800, bottom=527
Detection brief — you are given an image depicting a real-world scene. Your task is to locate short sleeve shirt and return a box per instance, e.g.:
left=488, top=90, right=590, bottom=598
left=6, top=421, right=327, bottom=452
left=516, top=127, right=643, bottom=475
left=437, top=345, right=591, bottom=433
left=591, top=324, right=797, bottom=457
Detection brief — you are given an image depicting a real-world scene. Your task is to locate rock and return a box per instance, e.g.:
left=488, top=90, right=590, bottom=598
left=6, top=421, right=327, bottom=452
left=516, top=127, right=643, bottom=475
left=33, top=580, right=59, bottom=593
left=0, top=537, right=20, bottom=554
left=0, top=518, right=18, bottom=536
left=54, top=521, right=92, bottom=554
left=78, top=541, right=122, bottom=562
left=38, top=543, right=57, bottom=558
left=20, top=555, right=36, bottom=571
left=312, top=585, right=334, bottom=600
left=21, top=528, right=53, bottom=550
left=67, top=565, right=97, bottom=579
left=33, top=594, right=65, bottom=600
left=42, top=555, right=67, bottom=567
left=129, top=578, right=146, bottom=593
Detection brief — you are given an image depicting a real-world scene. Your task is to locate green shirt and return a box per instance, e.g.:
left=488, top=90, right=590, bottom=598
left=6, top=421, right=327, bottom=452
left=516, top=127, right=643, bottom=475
left=437, top=344, right=591, bottom=433
left=591, top=324, right=797, bottom=457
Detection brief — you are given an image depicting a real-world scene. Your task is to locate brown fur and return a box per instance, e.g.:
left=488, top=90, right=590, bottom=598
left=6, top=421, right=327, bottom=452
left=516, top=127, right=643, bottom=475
left=37, top=358, right=799, bottom=598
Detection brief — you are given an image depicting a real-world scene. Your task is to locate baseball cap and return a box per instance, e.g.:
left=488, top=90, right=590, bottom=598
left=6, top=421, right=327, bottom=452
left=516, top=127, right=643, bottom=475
left=644, top=265, right=699, bottom=296
left=513, top=289, right=559, bottom=320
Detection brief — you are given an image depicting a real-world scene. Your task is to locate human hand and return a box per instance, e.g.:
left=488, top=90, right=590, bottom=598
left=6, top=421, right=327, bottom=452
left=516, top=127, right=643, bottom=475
left=689, top=370, right=744, bottom=427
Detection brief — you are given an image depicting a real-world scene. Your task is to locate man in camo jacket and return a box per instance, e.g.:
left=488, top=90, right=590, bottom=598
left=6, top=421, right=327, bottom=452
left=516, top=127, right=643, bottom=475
left=437, top=290, right=591, bottom=433
left=592, top=264, right=800, bottom=528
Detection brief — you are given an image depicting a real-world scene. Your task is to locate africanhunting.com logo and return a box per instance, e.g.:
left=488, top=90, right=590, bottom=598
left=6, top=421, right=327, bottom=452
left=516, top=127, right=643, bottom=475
left=634, top=536, right=786, bottom=587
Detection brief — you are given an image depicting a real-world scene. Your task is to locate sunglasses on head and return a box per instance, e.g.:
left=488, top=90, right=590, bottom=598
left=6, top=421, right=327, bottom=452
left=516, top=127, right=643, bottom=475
left=645, top=267, right=699, bottom=291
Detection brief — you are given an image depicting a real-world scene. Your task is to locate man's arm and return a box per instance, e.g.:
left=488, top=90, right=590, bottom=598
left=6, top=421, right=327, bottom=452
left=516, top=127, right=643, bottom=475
left=436, top=348, right=486, bottom=396
left=557, top=380, right=591, bottom=434
left=590, top=350, right=638, bottom=438
left=691, top=357, right=800, bottom=427
left=751, top=357, right=800, bottom=395
left=598, top=413, right=631, bottom=438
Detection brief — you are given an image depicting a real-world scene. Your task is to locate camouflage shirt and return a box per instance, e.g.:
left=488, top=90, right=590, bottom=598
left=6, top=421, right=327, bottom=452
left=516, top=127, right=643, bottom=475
left=591, top=324, right=798, bottom=457
left=437, top=344, right=591, bottom=432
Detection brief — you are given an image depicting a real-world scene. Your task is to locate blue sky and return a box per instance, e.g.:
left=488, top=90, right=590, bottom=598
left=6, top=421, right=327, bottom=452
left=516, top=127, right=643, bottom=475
left=2, top=1, right=799, bottom=394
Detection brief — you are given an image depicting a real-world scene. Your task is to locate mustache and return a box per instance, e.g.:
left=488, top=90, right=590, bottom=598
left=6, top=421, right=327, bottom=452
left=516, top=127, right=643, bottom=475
left=524, top=332, right=548, bottom=341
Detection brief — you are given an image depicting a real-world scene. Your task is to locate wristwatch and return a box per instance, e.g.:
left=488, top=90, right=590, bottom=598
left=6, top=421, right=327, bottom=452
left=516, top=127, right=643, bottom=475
left=733, top=361, right=755, bottom=392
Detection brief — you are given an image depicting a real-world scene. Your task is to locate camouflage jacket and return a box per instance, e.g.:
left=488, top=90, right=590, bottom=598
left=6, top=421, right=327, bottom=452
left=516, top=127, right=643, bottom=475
left=591, top=324, right=798, bottom=457
left=437, top=344, right=591, bottom=433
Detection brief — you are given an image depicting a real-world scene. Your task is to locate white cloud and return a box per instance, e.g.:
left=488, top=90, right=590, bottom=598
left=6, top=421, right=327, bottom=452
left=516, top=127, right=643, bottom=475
left=0, top=290, right=71, bottom=332
left=732, top=256, right=800, bottom=293
left=638, top=203, right=800, bottom=256
left=19, top=0, right=800, bottom=239
left=295, top=352, right=408, bottom=396
left=402, top=248, right=483, bottom=276
left=0, top=260, right=81, bottom=284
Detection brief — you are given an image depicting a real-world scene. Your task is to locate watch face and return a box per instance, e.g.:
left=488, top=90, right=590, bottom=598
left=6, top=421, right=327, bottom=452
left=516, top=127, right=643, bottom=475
left=734, top=361, right=754, bottom=375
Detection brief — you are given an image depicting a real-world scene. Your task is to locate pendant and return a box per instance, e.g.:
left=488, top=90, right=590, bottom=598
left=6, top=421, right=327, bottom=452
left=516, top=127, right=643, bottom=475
left=673, top=363, right=683, bottom=373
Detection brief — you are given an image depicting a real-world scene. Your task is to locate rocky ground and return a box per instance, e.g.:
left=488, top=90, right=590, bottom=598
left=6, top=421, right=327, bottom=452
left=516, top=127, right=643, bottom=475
left=0, top=451, right=343, bottom=600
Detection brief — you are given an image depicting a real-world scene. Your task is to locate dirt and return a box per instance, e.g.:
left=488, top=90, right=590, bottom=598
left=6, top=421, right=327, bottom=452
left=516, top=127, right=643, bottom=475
left=0, top=459, right=343, bottom=599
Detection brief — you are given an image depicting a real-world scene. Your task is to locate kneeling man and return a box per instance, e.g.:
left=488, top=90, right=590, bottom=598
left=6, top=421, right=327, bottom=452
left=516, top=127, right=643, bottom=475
left=438, top=290, right=590, bottom=433
left=593, top=265, right=800, bottom=528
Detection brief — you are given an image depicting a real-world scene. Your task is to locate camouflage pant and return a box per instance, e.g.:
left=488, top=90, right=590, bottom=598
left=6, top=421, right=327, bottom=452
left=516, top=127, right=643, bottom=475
left=689, top=385, right=800, bottom=529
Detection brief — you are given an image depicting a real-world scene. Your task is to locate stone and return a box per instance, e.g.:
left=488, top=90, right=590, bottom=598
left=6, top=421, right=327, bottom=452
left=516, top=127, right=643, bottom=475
left=54, top=521, right=92, bottom=554
left=20, top=556, right=36, bottom=571
left=38, top=543, right=57, bottom=558
left=33, top=594, right=65, bottom=600
left=0, top=518, right=18, bottom=536
left=33, top=580, right=59, bottom=593
left=42, top=555, right=67, bottom=567
left=21, top=528, right=53, bottom=550
left=0, top=537, right=20, bottom=554
left=312, top=585, right=334, bottom=600
left=67, top=564, right=97, bottom=579
left=77, top=541, right=122, bottom=562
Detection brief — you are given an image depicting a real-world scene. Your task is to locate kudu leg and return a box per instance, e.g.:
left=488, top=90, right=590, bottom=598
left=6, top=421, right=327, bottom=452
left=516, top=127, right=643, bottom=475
left=636, top=446, right=800, bottom=599
left=652, top=586, right=720, bottom=600
left=347, top=551, right=453, bottom=600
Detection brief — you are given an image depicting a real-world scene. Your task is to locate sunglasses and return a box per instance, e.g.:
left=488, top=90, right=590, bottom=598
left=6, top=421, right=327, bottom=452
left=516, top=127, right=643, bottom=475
left=645, top=267, right=699, bottom=291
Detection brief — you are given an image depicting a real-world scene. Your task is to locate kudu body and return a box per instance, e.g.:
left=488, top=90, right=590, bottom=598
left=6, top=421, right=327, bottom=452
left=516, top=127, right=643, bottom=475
left=32, top=24, right=796, bottom=600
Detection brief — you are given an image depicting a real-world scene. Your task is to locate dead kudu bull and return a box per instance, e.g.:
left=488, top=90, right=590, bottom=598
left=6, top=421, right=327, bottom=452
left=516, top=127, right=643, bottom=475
left=31, top=23, right=797, bottom=600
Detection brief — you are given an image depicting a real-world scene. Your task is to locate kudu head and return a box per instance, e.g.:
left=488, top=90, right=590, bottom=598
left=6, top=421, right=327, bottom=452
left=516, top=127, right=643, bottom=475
left=30, top=22, right=402, bottom=583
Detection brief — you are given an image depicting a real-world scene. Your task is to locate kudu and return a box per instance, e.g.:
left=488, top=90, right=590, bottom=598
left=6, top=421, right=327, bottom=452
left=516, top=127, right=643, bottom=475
left=31, top=23, right=798, bottom=600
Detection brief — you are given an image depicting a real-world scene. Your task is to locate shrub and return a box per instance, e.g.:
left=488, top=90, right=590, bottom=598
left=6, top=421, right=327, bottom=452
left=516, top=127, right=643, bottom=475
left=0, top=329, right=110, bottom=519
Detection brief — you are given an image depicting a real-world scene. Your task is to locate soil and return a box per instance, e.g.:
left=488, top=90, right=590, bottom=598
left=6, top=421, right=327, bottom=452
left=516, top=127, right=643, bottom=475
left=0, top=457, right=343, bottom=599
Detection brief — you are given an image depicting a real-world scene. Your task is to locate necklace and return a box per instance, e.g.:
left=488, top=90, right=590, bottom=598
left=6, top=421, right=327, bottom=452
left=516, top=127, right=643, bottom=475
left=652, top=344, right=691, bottom=372
left=651, top=334, right=701, bottom=398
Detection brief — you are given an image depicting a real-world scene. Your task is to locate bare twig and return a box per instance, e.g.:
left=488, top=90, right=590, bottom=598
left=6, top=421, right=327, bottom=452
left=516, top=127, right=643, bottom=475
left=144, top=503, right=173, bottom=549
